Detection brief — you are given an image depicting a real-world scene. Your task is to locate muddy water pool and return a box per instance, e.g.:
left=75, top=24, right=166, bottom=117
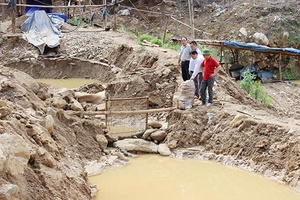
left=89, top=155, right=300, bottom=200
left=37, top=78, right=97, bottom=89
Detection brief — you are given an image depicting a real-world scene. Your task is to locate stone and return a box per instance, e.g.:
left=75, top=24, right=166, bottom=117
left=75, top=91, right=105, bottom=104
left=148, top=121, right=162, bottom=129
left=158, top=143, right=172, bottom=156
left=51, top=97, right=68, bottom=109
left=0, top=184, right=19, bottom=200
left=43, top=153, right=56, bottom=168
left=230, top=114, right=245, bottom=128
left=118, top=9, right=130, bottom=16
left=12, top=71, right=40, bottom=93
left=37, top=87, right=51, bottom=101
left=44, top=115, right=55, bottom=135
left=142, top=129, right=157, bottom=139
left=113, top=139, right=158, bottom=153
left=0, top=100, right=7, bottom=107
left=0, top=133, right=30, bottom=177
left=70, top=99, right=84, bottom=111
left=252, top=32, right=269, bottom=46
left=239, top=27, right=247, bottom=37
left=0, top=107, right=11, bottom=119
left=105, top=133, right=118, bottom=143
left=150, top=130, right=167, bottom=142
left=96, top=134, right=108, bottom=149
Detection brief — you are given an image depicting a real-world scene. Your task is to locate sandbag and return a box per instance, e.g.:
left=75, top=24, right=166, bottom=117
left=178, top=80, right=195, bottom=110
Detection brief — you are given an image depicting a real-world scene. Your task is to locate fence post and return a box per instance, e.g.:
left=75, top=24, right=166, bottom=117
left=145, top=96, right=149, bottom=130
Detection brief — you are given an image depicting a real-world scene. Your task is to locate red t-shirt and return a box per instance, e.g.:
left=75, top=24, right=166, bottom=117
left=201, top=57, right=220, bottom=81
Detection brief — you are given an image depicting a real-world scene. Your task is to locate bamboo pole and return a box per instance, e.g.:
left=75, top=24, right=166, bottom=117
left=67, top=107, right=176, bottom=116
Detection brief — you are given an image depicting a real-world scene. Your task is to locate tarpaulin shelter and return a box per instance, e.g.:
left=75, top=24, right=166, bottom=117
left=195, top=39, right=300, bottom=80
left=21, top=10, right=61, bottom=54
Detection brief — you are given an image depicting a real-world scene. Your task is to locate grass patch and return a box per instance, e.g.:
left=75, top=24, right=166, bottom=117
left=238, top=69, right=271, bottom=105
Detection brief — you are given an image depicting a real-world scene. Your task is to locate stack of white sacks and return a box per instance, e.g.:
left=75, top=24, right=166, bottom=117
left=178, top=80, right=195, bottom=110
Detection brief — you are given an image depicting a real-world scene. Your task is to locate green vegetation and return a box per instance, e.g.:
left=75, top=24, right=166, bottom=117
left=288, top=34, right=300, bottom=46
left=69, top=17, right=86, bottom=26
left=238, top=69, right=271, bottom=105
left=138, top=34, right=163, bottom=46
left=273, top=58, right=299, bottom=80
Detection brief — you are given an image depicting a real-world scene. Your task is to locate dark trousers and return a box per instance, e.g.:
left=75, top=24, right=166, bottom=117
left=191, top=72, right=202, bottom=98
left=200, top=77, right=215, bottom=104
left=181, top=61, right=190, bottom=81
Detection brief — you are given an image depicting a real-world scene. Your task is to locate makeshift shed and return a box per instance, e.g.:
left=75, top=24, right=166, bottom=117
left=195, top=39, right=300, bottom=81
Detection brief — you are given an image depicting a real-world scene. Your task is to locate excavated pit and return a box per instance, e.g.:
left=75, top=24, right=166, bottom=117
left=0, top=32, right=300, bottom=199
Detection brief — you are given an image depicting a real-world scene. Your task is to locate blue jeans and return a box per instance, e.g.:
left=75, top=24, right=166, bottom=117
left=200, top=77, right=215, bottom=104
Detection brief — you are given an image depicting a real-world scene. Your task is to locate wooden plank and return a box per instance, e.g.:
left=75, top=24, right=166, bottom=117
left=67, top=107, right=176, bottom=116
left=108, top=96, right=149, bottom=101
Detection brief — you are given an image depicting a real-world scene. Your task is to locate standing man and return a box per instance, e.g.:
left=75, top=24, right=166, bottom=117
left=200, top=49, right=220, bottom=106
left=190, top=41, right=202, bottom=55
left=189, top=50, right=204, bottom=99
left=178, top=37, right=192, bottom=81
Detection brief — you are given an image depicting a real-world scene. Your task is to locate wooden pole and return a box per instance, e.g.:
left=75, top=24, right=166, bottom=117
left=161, top=1, right=168, bottom=45
left=113, top=0, right=117, bottom=30
left=170, top=16, right=212, bottom=35
left=105, top=96, right=108, bottom=129
left=145, top=96, right=149, bottom=130
left=66, top=107, right=176, bottom=116
left=11, top=8, right=16, bottom=33
left=190, top=0, right=195, bottom=39
left=279, top=54, right=283, bottom=81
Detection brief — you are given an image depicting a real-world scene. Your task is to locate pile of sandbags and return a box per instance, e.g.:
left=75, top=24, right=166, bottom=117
left=178, top=80, right=195, bottom=110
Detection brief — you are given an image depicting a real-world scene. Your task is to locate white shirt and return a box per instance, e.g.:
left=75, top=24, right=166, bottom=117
left=179, top=44, right=192, bottom=61
left=190, top=54, right=204, bottom=79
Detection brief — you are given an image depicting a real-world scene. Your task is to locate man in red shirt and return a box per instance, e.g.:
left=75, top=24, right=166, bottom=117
left=200, top=49, right=220, bottom=106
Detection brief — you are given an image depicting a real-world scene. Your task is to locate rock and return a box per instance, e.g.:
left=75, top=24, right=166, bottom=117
left=252, top=32, right=269, bottom=46
left=0, top=184, right=19, bottom=200
left=0, top=133, right=30, bottom=177
left=75, top=91, right=105, bottom=104
left=158, top=143, right=172, bottom=156
left=148, top=121, right=162, bottom=129
left=12, top=71, right=40, bottom=93
left=230, top=114, right=244, bottom=128
left=96, top=134, right=108, bottom=149
left=118, top=9, right=130, bottom=16
left=51, top=97, right=68, bottom=109
left=70, top=98, right=84, bottom=111
left=150, top=130, right=167, bottom=142
left=113, top=139, right=158, bottom=153
left=105, top=133, right=118, bottom=143
left=44, top=115, right=55, bottom=135
left=142, top=129, right=157, bottom=139
left=0, top=100, right=7, bottom=107
left=37, top=87, right=51, bottom=101
left=0, top=107, right=11, bottom=119
left=148, top=94, right=163, bottom=106
left=43, top=153, right=56, bottom=168
left=239, top=27, right=247, bottom=37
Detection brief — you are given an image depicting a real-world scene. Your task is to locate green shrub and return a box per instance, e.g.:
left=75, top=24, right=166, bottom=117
left=238, top=69, right=271, bottom=105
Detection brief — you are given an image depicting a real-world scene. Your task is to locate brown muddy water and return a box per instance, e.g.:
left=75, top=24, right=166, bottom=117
left=37, top=78, right=97, bottom=89
left=89, top=155, right=300, bottom=200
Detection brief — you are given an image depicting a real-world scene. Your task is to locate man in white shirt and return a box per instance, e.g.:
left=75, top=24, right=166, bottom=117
left=189, top=50, right=204, bottom=99
left=178, top=37, right=192, bottom=81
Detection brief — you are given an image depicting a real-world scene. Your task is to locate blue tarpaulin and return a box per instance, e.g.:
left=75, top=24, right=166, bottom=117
left=21, top=10, right=61, bottom=54
left=223, top=41, right=300, bottom=55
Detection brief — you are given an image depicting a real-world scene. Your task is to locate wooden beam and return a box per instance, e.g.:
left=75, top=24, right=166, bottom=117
left=67, top=107, right=176, bottom=116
